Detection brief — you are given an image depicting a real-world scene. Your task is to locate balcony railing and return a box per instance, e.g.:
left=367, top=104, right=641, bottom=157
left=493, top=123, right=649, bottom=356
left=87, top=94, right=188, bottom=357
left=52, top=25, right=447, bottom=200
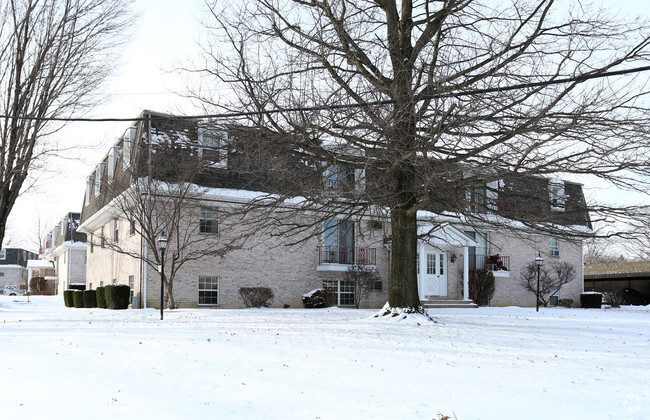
left=468, top=254, right=510, bottom=272
left=318, top=246, right=377, bottom=265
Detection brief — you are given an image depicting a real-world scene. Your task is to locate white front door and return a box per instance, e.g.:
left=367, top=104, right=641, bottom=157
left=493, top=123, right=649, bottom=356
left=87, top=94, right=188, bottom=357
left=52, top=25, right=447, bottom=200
left=419, top=250, right=448, bottom=299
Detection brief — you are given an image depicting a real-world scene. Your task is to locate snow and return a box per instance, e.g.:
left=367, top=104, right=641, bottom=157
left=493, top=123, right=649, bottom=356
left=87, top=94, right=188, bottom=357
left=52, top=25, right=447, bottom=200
left=1, top=296, right=649, bottom=419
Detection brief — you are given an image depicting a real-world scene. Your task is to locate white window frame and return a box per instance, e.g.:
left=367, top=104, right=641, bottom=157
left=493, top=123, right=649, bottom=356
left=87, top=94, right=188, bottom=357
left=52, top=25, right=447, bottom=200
left=549, top=237, right=560, bottom=257
left=199, top=206, right=219, bottom=234
left=198, top=275, right=219, bottom=306
left=548, top=179, right=566, bottom=211
left=122, top=127, right=135, bottom=169
left=95, top=163, right=106, bottom=196
left=85, top=174, right=95, bottom=205
left=108, top=146, right=120, bottom=182
left=0, top=248, right=6, bottom=260
left=198, top=129, right=228, bottom=168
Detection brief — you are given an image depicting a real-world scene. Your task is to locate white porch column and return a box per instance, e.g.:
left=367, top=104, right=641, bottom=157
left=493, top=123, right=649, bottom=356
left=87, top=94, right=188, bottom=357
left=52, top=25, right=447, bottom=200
left=463, top=246, right=469, bottom=301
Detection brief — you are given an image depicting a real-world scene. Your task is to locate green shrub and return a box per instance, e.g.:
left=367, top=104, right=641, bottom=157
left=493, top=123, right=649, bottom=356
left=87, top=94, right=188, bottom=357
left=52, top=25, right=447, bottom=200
left=302, top=289, right=329, bottom=308
left=63, top=290, right=75, bottom=307
left=96, top=286, right=106, bottom=309
left=83, top=290, right=97, bottom=308
left=239, top=287, right=274, bottom=308
left=580, top=292, right=602, bottom=309
left=557, top=298, right=574, bottom=308
left=73, top=290, right=85, bottom=308
left=104, top=284, right=131, bottom=310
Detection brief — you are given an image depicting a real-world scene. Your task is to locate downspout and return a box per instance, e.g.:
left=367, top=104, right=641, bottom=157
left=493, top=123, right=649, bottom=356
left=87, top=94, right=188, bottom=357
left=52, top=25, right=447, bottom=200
left=463, top=246, right=469, bottom=301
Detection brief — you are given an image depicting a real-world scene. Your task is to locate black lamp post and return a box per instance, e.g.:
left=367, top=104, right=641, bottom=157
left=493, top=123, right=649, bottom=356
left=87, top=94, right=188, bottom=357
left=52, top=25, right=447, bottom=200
left=535, top=252, right=544, bottom=312
left=158, top=232, right=168, bottom=320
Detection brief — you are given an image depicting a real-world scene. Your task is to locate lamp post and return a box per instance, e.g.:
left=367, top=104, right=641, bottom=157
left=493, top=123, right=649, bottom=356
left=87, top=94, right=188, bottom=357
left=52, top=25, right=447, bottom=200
left=158, top=232, right=168, bottom=320
left=535, top=252, right=544, bottom=312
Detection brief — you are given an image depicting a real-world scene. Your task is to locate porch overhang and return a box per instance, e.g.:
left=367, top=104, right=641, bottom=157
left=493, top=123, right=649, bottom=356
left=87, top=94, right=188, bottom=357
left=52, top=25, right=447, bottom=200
left=417, top=222, right=478, bottom=249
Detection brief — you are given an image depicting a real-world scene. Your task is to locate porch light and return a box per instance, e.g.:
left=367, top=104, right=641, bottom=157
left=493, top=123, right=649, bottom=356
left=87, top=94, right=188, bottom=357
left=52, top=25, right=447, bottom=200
left=158, top=232, right=168, bottom=320
left=535, top=252, right=544, bottom=312
left=450, top=253, right=457, bottom=263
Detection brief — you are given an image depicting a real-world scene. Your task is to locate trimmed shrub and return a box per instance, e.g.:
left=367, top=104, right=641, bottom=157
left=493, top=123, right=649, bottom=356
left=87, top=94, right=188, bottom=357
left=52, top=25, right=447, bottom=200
left=104, top=284, right=131, bottom=310
left=239, top=287, right=274, bottom=308
left=63, top=290, right=75, bottom=308
left=83, top=290, right=97, bottom=308
left=73, top=290, right=85, bottom=308
left=96, top=286, right=106, bottom=309
left=580, top=292, right=602, bottom=309
left=557, top=298, right=574, bottom=308
left=468, top=269, right=495, bottom=306
left=302, top=289, right=329, bottom=308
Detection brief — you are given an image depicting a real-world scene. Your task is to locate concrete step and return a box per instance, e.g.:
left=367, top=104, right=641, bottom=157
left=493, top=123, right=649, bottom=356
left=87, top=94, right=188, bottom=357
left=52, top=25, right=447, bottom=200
left=422, top=299, right=478, bottom=309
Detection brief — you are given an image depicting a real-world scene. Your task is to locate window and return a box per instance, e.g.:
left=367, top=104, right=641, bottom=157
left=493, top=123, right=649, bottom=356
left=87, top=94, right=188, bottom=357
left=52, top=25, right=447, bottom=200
left=549, top=237, right=560, bottom=257
left=0, top=271, right=4, bottom=277
left=198, top=130, right=228, bottom=168
left=100, top=281, right=104, bottom=287
left=128, top=275, right=135, bottom=290
left=122, top=127, right=135, bottom=169
left=94, top=163, right=106, bottom=196
left=548, top=179, right=566, bottom=211
left=199, top=206, right=219, bottom=234
left=112, top=278, right=117, bottom=284
left=198, top=275, right=219, bottom=305
left=85, top=174, right=95, bottom=205
left=129, top=220, right=136, bottom=236
left=113, top=219, right=119, bottom=243
left=0, top=249, right=5, bottom=259
left=369, top=220, right=383, bottom=230
left=321, top=220, right=355, bottom=264
left=323, top=280, right=355, bottom=306
left=107, top=146, right=120, bottom=182
left=467, top=184, right=487, bottom=213
left=325, top=164, right=355, bottom=194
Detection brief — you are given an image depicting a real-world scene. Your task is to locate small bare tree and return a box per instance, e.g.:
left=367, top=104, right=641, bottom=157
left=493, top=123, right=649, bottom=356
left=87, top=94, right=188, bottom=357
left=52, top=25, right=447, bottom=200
left=520, top=261, right=576, bottom=307
left=0, top=0, right=133, bottom=249
left=346, top=265, right=381, bottom=309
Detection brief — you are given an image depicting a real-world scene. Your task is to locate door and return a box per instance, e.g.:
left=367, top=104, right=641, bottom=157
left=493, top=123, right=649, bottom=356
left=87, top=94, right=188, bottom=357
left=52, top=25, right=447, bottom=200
left=419, top=250, right=448, bottom=299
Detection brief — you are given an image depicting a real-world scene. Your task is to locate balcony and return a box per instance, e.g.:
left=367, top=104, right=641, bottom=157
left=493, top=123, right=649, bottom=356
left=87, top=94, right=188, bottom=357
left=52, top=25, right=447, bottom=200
left=468, top=254, right=511, bottom=277
left=318, top=246, right=376, bottom=271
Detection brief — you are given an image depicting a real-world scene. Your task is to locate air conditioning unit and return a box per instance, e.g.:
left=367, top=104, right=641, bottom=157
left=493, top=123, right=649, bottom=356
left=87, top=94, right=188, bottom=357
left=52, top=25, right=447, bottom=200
left=551, top=250, right=560, bottom=257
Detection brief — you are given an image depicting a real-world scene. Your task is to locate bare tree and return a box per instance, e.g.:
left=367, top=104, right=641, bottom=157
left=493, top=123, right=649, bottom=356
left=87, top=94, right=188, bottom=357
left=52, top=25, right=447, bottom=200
left=191, top=0, right=650, bottom=315
left=0, top=0, right=133, bottom=249
left=346, top=265, right=381, bottom=309
left=584, top=237, right=625, bottom=265
left=520, top=261, right=576, bottom=307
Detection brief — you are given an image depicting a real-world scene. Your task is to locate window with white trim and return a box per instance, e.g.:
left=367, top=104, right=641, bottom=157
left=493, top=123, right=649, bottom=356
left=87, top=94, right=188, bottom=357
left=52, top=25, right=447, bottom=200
left=549, top=237, right=560, bottom=257
left=323, top=280, right=355, bottom=306
left=85, top=174, right=95, bottom=205
left=198, top=129, right=228, bottom=168
left=0, top=249, right=5, bottom=259
left=122, top=127, right=135, bottom=169
left=198, top=275, right=219, bottom=305
left=199, top=206, right=219, bottom=234
left=108, top=146, right=120, bottom=182
left=548, top=179, right=566, bottom=211
left=94, top=163, right=106, bottom=196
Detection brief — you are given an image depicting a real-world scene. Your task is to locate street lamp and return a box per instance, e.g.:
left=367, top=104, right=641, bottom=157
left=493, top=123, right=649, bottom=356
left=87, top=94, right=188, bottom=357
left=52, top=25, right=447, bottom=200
left=158, top=232, right=168, bottom=320
left=535, top=252, right=544, bottom=312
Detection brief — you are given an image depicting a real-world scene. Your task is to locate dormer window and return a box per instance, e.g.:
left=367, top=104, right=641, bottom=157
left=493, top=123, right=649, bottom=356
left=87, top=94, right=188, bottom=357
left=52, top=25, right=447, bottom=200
left=548, top=179, right=566, bottom=211
left=85, top=174, right=95, bottom=205
left=198, top=129, right=228, bottom=168
left=108, top=146, right=120, bottom=182
left=325, top=164, right=355, bottom=194
left=122, top=127, right=135, bottom=169
left=95, top=163, right=106, bottom=196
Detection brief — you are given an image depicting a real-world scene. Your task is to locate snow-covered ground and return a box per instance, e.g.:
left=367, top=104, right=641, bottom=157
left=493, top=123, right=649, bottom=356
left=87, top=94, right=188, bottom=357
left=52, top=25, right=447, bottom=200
left=1, top=296, right=648, bottom=420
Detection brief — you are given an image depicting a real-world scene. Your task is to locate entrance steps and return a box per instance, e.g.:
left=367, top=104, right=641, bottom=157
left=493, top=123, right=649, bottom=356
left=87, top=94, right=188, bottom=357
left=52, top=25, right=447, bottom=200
left=422, top=299, right=478, bottom=309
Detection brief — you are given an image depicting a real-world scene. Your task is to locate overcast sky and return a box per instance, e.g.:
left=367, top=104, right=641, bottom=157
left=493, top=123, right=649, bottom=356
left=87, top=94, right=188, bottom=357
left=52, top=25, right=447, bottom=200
left=5, top=0, right=649, bottom=251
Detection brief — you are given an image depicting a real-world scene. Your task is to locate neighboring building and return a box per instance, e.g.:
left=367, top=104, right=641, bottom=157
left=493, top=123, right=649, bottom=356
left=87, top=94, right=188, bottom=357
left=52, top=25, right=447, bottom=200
left=78, top=110, right=590, bottom=309
left=584, top=261, right=650, bottom=297
left=40, top=213, right=87, bottom=295
left=0, top=248, right=39, bottom=291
